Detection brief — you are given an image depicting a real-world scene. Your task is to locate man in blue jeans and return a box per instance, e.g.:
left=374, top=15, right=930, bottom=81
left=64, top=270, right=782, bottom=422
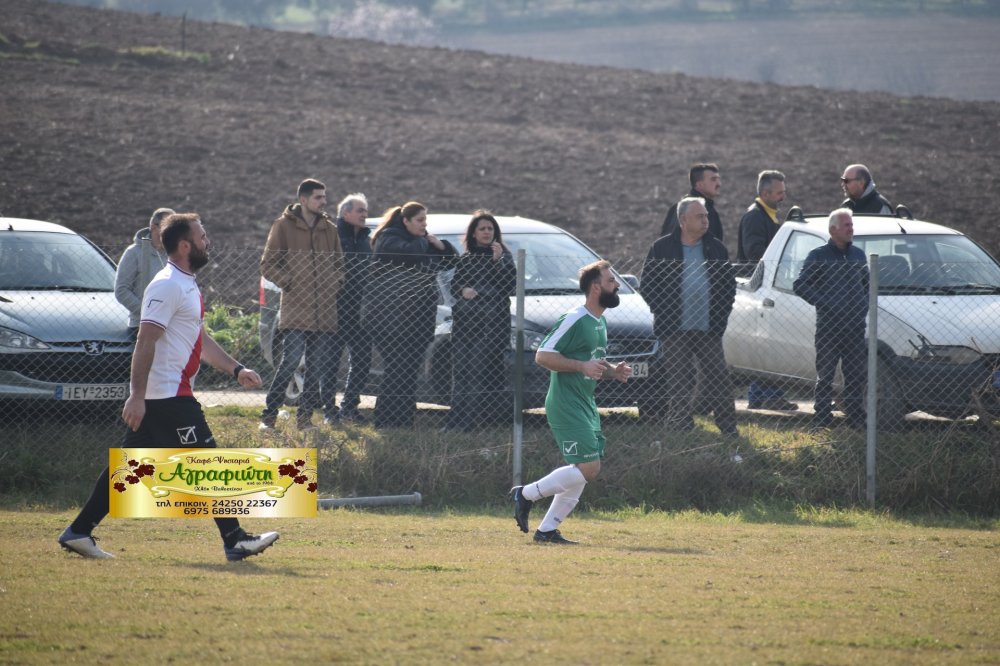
left=793, top=208, right=870, bottom=430
left=259, top=179, right=345, bottom=431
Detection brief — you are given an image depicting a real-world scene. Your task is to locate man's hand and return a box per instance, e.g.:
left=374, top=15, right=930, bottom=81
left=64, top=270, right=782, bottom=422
left=580, top=359, right=606, bottom=380
left=122, top=394, right=145, bottom=432
left=611, top=361, right=633, bottom=384
left=236, top=367, right=263, bottom=389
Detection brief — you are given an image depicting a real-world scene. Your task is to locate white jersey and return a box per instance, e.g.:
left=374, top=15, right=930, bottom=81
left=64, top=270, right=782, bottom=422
left=139, top=261, right=204, bottom=399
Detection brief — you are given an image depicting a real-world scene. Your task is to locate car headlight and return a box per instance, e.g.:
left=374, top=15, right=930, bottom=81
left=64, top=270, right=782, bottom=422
left=908, top=345, right=982, bottom=365
left=511, top=329, right=546, bottom=352
left=0, top=326, right=51, bottom=350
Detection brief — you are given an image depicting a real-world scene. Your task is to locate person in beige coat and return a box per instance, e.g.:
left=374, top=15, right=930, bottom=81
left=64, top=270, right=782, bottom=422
left=259, top=179, right=344, bottom=430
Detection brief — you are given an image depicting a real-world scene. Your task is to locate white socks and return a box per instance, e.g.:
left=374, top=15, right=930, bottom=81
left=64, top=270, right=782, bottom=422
left=538, top=480, right=585, bottom=532
left=522, top=465, right=586, bottom=501
left=522, top=465, right=587, bottom=533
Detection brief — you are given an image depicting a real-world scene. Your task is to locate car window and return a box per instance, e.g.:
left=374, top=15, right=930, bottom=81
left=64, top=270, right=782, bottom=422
left=0, top=232, right=116, bottom=290
left=853, top=234, right=1000, bottom=291
left=774, top=230, right=826, bottom=292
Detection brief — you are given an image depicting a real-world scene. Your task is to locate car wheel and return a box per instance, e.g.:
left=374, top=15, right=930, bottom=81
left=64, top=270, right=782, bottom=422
left=284, top=358, right=305, bottom=407
left=876, top=360, right=907, bottom=432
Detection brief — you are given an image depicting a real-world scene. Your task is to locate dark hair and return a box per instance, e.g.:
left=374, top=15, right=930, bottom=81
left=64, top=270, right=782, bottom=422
left=160, top=213, right=201, bottom=254
left=578, top=259, right=611, bottom=294
left=371, top=201, right=426, bottom=244
left=297, top=178, right=326, bottom=198
left=757, top=170, right=785, bottom=195
left=689, top=163, right=719, bottom=188
left=462, top=209, right=504, bottom=251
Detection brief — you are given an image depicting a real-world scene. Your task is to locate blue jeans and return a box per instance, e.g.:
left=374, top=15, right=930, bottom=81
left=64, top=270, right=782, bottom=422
left=262, top=329, right=335, bottom=418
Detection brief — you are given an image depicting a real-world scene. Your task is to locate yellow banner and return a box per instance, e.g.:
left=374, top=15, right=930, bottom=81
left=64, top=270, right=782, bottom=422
left=108, top=448, right=317, bottom=518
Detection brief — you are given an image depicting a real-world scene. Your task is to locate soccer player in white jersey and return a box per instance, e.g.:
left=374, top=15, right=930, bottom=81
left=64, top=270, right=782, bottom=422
left=58, top=213, right=280, bottom=561
left=510, top=260, right=632, bottom=543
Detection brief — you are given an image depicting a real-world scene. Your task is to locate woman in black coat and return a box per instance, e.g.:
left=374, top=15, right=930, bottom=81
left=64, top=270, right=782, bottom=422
left=445, top=211, right=516, bottom=431
left=365, top=202, right=457, bottom=428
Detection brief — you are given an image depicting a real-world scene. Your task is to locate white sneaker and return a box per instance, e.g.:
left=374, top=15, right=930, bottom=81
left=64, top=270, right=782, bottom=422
left=58, top=527, right=114, bottom=559
left=224, top=531, right=279, bottom=561
left=730, top=453, right=744, bottom=464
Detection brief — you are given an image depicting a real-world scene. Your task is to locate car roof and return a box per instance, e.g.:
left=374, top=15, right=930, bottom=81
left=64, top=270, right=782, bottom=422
left=0, top=217, right=77, bottom=234
left=789, top=214, right=963, bottom=239
left=365, top=214, right=565, bottom=235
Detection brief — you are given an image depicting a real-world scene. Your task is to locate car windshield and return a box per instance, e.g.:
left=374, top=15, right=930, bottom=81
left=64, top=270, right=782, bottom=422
left=853, top=234, right=1000, bottom=294
left=0, top=231, right=116, bottom=290
left=439, top=231, right=635, bottom=295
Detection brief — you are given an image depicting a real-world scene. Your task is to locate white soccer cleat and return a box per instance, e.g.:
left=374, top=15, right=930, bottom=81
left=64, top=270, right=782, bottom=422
left=58, top=527, right=114, bottom=559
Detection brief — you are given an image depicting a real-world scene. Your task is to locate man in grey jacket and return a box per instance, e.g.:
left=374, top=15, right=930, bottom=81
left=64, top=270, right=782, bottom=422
left=115, top=207, right=173, bottom=336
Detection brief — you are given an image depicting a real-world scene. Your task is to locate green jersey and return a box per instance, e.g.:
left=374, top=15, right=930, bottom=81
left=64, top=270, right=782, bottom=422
left=539, top=305, right=607, bottom=431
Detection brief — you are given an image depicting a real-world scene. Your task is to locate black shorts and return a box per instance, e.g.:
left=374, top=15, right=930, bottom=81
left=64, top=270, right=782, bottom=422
left=122, top=396, right=217, bottom=449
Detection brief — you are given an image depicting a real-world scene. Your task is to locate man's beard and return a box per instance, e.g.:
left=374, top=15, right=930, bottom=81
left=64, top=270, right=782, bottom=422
left=598, top=289, right=620, bottom=309
left=189, top=246, right=210, bottom=272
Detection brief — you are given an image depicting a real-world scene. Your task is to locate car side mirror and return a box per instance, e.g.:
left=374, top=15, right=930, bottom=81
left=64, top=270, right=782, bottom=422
left=620, top=274, right=640, bottom=290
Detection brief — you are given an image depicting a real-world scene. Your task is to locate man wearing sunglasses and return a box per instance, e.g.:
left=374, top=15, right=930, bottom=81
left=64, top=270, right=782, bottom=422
left=840, top=164, right=893, bottom=215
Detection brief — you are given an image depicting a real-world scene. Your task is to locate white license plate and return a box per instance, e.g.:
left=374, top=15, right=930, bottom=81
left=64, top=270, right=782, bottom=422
left=55, top=384, right=128, bottom=401
left=629, top=362, right=649, bottom=379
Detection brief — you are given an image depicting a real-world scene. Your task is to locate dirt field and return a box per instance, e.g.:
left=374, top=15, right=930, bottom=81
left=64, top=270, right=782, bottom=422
left=2, top=0, right=999, bottom=288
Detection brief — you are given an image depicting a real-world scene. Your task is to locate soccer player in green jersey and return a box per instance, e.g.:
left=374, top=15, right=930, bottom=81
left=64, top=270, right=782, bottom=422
left=510, top=260, right=632, bottom=544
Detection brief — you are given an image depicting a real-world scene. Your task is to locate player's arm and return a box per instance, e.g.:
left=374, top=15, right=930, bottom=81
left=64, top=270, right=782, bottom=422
left=201, top=326, right=263, bottom=389
left=122, top=322, right=165, bottom=431
left=536, top=350, right=604, bottom=380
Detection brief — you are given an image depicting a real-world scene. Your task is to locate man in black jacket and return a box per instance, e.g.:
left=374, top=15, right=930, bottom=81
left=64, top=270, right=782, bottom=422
left=641, top=197, right=738, bottom=436
left=840, top=164, right=893, bottom=215
left=661, top=163, right=725, bottom=240
left=737, top=170, right=798, bottom=411
left=793, top=208, right=870, bottom=430
left=322, top=193, right=372, bottom=424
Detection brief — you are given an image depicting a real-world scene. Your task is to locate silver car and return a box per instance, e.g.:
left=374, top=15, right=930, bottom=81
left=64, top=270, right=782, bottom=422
left=0, top=218, right=133, bottom=416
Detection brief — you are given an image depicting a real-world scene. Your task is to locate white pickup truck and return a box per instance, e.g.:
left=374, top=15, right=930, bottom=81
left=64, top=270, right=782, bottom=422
left=722, top=207, right=1000, bottom=428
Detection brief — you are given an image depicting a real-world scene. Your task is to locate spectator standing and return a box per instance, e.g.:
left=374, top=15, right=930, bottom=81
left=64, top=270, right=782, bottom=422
left=365, top=202, right=457, bottom=429
left=641, top=197, right=738, bottom=436
left=509, top=260, right=632, bottom=544
left=737, top=170, right=798, bottom=411
left=58, top=213, right=279, bottom=561
left=793, top=208, right=869, bottom=430
left=445, top=210, right=517, bottom=432
left=660, top=163, right=725, bottom=240
left=259, top=179, right=345, bottom=431
left=115, top=207, right=174, bottom=336
left=840, top=164, right=893, bottom=215
left=321, top=193, right=372, bottom=425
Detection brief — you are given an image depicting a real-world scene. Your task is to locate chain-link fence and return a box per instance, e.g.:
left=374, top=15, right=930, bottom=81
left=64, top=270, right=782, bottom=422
left=2, top=236, right=999, bottom=511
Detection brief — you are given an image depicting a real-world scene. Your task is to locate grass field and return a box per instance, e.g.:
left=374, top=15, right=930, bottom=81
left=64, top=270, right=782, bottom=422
left=2, top=507, right=998, bottom=664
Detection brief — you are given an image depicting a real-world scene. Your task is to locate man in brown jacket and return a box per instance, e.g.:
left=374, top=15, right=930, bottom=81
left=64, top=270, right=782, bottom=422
left=259, top=179, right=345, bottom=430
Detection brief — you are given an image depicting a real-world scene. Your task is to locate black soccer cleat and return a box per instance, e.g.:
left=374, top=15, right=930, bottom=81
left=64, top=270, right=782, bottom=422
left=533, top=529, right=578, bottom=545
left=509, top=485, right=533, bottom=534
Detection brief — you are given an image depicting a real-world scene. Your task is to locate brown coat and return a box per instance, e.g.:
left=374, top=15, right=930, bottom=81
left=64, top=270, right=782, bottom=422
left=260, top=203, right=345, bottom=332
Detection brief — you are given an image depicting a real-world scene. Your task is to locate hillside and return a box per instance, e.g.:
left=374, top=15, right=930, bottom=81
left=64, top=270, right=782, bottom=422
left=2, top=0, right=999, bottom=275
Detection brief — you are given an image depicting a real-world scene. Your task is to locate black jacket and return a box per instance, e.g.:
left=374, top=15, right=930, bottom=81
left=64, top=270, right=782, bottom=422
left=661, top=189, right=724, bottom=241
left=450, top=245, right=516, bottom=336
left=842, top=187, right=893, bottom=215
left=335, top=217, right=372, bottom=314
left=736, top=200, right=780, bottom=263
left=364, top=226, right=457, bottom=341
left=793, top=240, right=869, bottom=328
left=640, top=232, right=736, bottom=337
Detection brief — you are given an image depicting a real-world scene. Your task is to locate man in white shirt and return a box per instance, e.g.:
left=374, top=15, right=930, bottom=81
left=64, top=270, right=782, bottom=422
left=58, top=213, right=280, bottom=562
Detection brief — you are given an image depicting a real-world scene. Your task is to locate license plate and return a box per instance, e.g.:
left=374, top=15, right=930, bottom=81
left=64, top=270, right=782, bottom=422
left=629, top=362, right=649, bottom=379
left=55, top=384, right=128, bottom=401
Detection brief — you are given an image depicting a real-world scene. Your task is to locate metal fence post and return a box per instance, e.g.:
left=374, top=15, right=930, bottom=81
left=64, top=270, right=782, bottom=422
left=866, top=253, right=879, bottom=506
left=512, top=249, right=526, bottom=486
